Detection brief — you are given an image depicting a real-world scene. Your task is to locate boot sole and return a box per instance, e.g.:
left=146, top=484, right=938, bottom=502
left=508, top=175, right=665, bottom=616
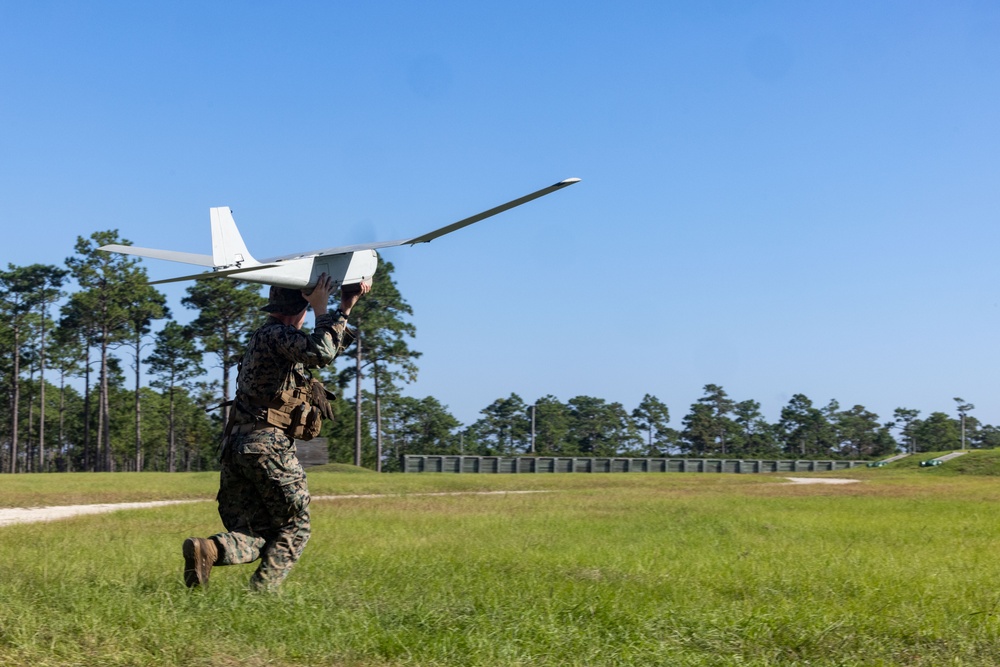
left=183, top=537, right=212, bottom=588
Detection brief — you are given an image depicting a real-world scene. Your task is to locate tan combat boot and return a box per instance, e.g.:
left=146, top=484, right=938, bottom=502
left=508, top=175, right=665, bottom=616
left=182, top=537, right=219, bottom=588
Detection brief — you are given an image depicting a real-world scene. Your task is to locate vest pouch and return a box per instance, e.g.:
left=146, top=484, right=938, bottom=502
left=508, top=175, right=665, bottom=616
left=288, top=402, right=323, bottom=441
left=265, top=407, right=294, bottom=430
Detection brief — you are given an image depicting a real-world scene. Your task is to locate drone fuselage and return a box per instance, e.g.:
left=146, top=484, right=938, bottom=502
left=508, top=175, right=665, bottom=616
left=224, top=249, right=379, bottom=290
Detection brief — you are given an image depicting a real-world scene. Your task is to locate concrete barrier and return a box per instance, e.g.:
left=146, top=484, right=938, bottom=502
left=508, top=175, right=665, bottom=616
left=401, top=455, right=864, bottom=474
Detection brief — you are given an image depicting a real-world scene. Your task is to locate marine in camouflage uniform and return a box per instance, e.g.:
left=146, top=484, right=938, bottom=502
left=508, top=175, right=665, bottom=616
left=183, top=273, right=368, bottom=591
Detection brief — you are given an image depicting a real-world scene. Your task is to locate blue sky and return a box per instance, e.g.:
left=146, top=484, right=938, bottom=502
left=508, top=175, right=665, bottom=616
left=2, top=1, right=999, bottom=429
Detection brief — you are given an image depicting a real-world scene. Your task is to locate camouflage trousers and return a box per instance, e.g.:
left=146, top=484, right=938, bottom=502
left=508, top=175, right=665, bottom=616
left=212, top=427, right=311, bottom=591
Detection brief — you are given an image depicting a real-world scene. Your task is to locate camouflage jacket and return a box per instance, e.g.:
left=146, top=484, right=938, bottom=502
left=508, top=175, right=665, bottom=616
left=231, top=311, right=350, bottom=426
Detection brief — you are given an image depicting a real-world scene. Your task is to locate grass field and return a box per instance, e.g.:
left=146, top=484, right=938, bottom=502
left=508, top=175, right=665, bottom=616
left=2, top=454, right=1000, bottom=666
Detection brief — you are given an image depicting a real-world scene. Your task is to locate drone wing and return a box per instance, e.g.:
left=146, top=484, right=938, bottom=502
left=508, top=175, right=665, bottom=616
left=147, top=263, right=281, bottom=285
left=258, top=239, right=417, bottom=263
left=405, top=177, right=581, bottom=245
left=98, top=244, right=215, bottom=267
left=258, top=177, right=580, bottom=262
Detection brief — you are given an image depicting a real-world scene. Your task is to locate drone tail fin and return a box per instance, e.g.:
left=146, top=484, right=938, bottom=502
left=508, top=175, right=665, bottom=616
left=210, top=207, right=259, bottom=268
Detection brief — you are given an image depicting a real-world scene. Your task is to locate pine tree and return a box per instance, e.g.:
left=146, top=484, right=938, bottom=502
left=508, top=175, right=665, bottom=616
left=66, top=232, right=152, bottom=471
left=182, top=279, right=266, bottom=426
left=632, top=394, right=671, bottom=455
left=0, top=264, right=67, bottom=472
left=333, top=260, right=420, bottom=469
left=147, top=321, right=205, bottom=472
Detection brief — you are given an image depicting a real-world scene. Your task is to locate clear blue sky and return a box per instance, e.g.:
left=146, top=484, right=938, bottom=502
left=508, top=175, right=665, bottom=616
left=2, top=1, right=999, bottom=429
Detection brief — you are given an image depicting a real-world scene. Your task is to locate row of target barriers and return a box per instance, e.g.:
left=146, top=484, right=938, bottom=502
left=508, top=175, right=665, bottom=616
left=400, top=455, right=865, bottom=474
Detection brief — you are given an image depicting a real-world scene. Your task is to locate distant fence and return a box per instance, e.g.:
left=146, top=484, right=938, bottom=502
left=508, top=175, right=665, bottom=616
left=401, top=455, right=863, bottom=474
left=295, top=438, right=330, bottom=468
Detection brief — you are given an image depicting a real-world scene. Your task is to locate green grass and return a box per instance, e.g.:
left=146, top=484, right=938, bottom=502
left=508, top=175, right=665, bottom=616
left=900, top=449, right=1000, bottom=476
left=0, top=471, right=219, bottom=507
left=308, top=462, right=381, bottom=474
left=0, top=465, right=605, bottom=507
left=3, top=456, right=1000, bottom=665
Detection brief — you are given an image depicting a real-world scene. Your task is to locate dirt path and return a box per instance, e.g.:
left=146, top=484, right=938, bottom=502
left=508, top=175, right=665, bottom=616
left=0, top=480, right=858, bottom=527
left=0, top=500, right=203, bottom=527
left=785, top=477, right=860, bottom=485
left=0, top=490, right=551, bottom=528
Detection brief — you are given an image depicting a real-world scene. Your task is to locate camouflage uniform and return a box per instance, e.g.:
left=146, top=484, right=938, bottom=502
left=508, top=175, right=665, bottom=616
left=210, top=306, right=350, bottom=591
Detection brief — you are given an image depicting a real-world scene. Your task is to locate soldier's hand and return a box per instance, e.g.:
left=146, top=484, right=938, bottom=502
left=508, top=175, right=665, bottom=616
left=340, top=280, right=370, bottom=315
left=303, top=273, right=334, bottom=315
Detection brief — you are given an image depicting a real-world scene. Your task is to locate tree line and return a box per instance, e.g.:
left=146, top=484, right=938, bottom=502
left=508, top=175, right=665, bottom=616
left=1, top=231, right=993, bottom=473
left=342, top=386, right=995, bottom=472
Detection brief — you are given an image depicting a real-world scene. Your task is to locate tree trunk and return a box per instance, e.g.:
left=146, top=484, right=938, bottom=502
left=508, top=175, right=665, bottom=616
left=221, top=326, right=232, bottom=428
left=97, top=366, right=105, bottom=471
left=83, top=348, right=92, bottom=471
left=39, top=306, right=47, bottom=472
left=25, top=366, right=35, bottom=472
left=9, top=323, right=20, bottom=473
left=134, top=334, right=142, bottom=472
left=354, top=321, right=363, bottom=467
left=59, top=369, right=67, bottom=471
left=100, top=329, right=112, bottom=472
left=374, top=366, right=382, bottom=473
left=168, top=384, right=176, bottom=473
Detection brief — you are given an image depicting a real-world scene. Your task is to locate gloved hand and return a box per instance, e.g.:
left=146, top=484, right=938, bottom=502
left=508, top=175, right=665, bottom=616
left=309, top=380, right=336, bottom=421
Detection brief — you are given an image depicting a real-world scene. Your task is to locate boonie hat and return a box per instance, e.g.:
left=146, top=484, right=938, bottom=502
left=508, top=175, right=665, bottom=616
left=261, top=286, right=308, bottom=315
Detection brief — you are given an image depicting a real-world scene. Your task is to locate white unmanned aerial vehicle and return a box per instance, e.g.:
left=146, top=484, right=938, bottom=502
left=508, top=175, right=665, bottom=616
left=100, top=178, right=580, bottom=290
